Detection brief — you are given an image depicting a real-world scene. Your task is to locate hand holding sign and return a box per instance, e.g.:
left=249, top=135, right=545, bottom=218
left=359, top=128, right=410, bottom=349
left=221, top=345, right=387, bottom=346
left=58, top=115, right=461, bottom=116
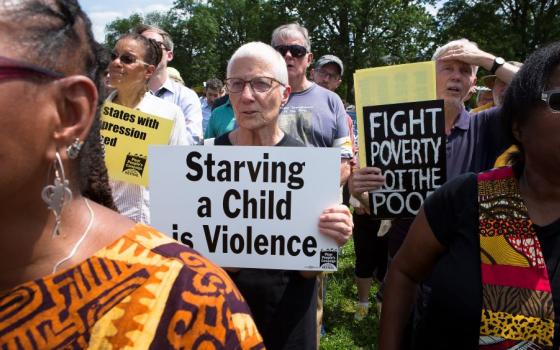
left=318, top=205, right=353, bottom=247
left=349, top=166, right=386, bottom=196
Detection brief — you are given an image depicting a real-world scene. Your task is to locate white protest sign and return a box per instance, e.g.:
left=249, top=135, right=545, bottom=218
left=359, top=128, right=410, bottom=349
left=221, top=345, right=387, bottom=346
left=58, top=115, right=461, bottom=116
left=149, top=145, right=341, bottom=271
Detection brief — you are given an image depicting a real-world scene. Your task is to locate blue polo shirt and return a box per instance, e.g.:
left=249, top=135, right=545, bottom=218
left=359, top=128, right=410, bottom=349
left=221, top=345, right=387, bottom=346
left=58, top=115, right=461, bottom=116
left=446, top=106, right=508, bottom=179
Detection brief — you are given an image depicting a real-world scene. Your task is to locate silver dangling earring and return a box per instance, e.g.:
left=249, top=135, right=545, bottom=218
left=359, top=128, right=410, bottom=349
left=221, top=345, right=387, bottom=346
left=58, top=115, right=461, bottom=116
left=66, top=138, right=82, bottom=160
left=41, top=152, right=73, bottom=237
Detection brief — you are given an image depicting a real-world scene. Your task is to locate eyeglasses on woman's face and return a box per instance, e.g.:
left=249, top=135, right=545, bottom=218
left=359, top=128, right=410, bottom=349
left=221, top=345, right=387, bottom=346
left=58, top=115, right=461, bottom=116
left=541, top=89, right=560, bottom=113
left=110, top=51, right=149, bottom=66
left=0, top=55, right=64, bottom=81
left=225, top=76, right=284, bottom=94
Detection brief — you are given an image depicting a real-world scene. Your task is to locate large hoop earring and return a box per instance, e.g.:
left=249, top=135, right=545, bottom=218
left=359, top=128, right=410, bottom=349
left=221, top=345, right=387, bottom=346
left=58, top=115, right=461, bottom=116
left=41, top=152, right=73, bottom=236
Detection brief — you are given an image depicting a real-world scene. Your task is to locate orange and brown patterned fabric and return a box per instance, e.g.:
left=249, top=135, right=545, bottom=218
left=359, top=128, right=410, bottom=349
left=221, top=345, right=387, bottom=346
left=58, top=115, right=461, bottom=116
left=0, top=224, right=264, bottom=349
left=478, top=166, right=555, bottom=348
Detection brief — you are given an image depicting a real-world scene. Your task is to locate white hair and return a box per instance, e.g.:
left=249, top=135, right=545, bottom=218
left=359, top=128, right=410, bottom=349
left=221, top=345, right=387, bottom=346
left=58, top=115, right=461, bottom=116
left=227, top=42, right=289, bottom=87
left=271, top=23, right=311, bottom=51
left=432, top=38, right=479, bottom=75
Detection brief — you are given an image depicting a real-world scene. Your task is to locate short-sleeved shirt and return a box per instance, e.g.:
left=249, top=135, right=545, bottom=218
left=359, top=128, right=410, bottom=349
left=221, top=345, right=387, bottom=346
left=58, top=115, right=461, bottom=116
left=152, top=78, right=203, bottom=144
left=414, top=172, right=560, bottom=349
left=278, top=83, right=353, bottom=158
left=205, top=99, right=235, bottom=139
left=445, top=106, right=508, bottom=179
left=213, top=132, right=317, bottom=350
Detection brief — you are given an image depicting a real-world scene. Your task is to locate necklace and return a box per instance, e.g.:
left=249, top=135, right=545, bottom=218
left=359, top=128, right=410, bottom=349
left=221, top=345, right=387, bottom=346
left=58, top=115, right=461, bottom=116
left=52, top=198, right=95, bottom=274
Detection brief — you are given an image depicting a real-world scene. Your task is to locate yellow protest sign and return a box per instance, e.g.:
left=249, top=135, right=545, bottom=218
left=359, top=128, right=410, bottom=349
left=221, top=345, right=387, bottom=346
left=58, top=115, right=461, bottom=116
left=100, top=101, right=174, bottom=186
left=354, top=61, right=436, bottom=166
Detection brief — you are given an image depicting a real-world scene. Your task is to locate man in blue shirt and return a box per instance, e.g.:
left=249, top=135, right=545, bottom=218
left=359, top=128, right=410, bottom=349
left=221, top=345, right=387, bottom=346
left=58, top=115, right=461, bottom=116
left=200, top=78, right=225, bottom=134
left=136, top=25, right=203, bottom=144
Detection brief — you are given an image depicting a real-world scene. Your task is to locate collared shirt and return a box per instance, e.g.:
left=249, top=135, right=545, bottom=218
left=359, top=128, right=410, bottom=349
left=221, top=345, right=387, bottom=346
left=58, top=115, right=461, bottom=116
left=200, top=96, right=212, bottom=134
left=152, top=78, right=203, bottom=144
left=446, top=106, right=508, bottom=179
left=107, top=91, right=189, bottom=224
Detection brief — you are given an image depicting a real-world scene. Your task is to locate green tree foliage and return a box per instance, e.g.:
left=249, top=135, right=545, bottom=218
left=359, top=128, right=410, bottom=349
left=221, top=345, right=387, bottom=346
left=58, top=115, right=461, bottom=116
left=102, top=0, right=558, bottom=101
left=274, top=0, right=436, bottom=101
left=436, top=0, right=560, bottom=63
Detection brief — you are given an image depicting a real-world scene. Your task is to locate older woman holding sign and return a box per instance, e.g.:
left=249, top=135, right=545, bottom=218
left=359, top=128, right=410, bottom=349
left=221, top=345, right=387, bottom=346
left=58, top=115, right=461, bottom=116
left=206, top=41, right=353, bottom=350
left=0, top=1, right=263, bottom=348
left=380, top=42, right=560, bottom=349
left=107, top=33, right=189, bottom=223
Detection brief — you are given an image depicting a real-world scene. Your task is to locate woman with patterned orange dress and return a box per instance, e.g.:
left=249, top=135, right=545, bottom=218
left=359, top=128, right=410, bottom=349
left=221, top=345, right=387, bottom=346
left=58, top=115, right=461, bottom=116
left=380, top=42, right=560, bottom=349
left=0, top=1, right=263, bottom=349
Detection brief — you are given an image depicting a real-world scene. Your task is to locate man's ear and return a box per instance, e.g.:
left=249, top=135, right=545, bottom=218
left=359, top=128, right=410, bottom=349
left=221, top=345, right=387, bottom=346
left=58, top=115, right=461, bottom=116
left=166, top=50, right=174, bottom=62
left=306, top=52, right=314, bottom=68
left=53, top=76, right=98, bottom=149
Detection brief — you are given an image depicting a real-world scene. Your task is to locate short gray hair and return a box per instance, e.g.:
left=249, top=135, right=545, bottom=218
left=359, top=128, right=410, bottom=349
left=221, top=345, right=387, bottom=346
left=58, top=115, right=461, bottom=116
left=271, top=23, right=311, bottom=51
left=432, top=38, right=479, bottom=75
left=227, top=42, right=289, bottom=88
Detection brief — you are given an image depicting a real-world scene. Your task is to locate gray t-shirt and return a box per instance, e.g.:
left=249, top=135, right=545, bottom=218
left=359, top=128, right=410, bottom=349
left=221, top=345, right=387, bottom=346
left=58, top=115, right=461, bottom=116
left=278, top=83, right=352, bottom=158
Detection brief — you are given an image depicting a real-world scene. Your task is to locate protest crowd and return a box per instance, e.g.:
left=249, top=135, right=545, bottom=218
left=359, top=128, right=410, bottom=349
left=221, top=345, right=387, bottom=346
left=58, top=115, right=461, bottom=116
left=0, top=1, right=559, bottom=350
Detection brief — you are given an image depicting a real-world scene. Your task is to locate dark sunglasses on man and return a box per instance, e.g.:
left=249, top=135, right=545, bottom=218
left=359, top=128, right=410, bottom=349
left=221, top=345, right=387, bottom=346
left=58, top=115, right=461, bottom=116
left=273, top=45, right=308, bottom=58
left=541, top=89, right=560, bottom=113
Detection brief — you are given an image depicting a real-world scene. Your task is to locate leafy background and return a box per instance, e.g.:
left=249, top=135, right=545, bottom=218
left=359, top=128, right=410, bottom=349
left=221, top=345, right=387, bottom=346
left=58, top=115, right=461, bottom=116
left=103, top=0, right=560, bottom=103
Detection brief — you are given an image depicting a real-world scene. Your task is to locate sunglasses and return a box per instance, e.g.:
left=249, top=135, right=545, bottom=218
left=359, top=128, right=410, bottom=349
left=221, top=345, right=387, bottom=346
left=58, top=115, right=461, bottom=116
left=225, top=76, right=284, bottom=93
left=155, top=41, right=170, bottom=51
left=0, top=55, right=64, bottom=81
left=110, top=52, right=149, bottom=66
left=541, top=89, right=560, bottom=113
left=273, top=45, right=308, bottom=58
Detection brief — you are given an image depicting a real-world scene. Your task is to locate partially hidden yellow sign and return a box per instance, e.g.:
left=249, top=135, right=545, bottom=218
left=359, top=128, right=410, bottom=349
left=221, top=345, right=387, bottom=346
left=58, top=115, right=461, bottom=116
left=101, top=101, right=173, bottom=186
left=354, top=61, right=436, bottom=167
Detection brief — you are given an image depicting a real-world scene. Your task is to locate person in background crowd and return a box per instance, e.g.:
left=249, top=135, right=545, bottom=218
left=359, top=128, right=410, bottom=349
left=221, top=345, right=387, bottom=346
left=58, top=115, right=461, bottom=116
left=380, top=40, right=560, bottom=350
left=211, top=41, right=353, bottom=350
left=200, top=77, right=225, bottom=134
left=204, top=94, right=235, bottom=139
left=483, top=60, right=524, bottom=107
left=350, top=38, right=520, bottom=345
left=471, top=60, right=523, bottom=114
left=473, top=86, right=494, bottom=110
left=107, top=33, right=188, bottom=223
left=0, top=1, right=263, bottom=349
left=135, top=24, right=202, bottom=144
left=271, top=23, right=353, bottom=187
left=166, top=66, right=184, bottom=85
left=310, top=54, right=343, bottom=91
